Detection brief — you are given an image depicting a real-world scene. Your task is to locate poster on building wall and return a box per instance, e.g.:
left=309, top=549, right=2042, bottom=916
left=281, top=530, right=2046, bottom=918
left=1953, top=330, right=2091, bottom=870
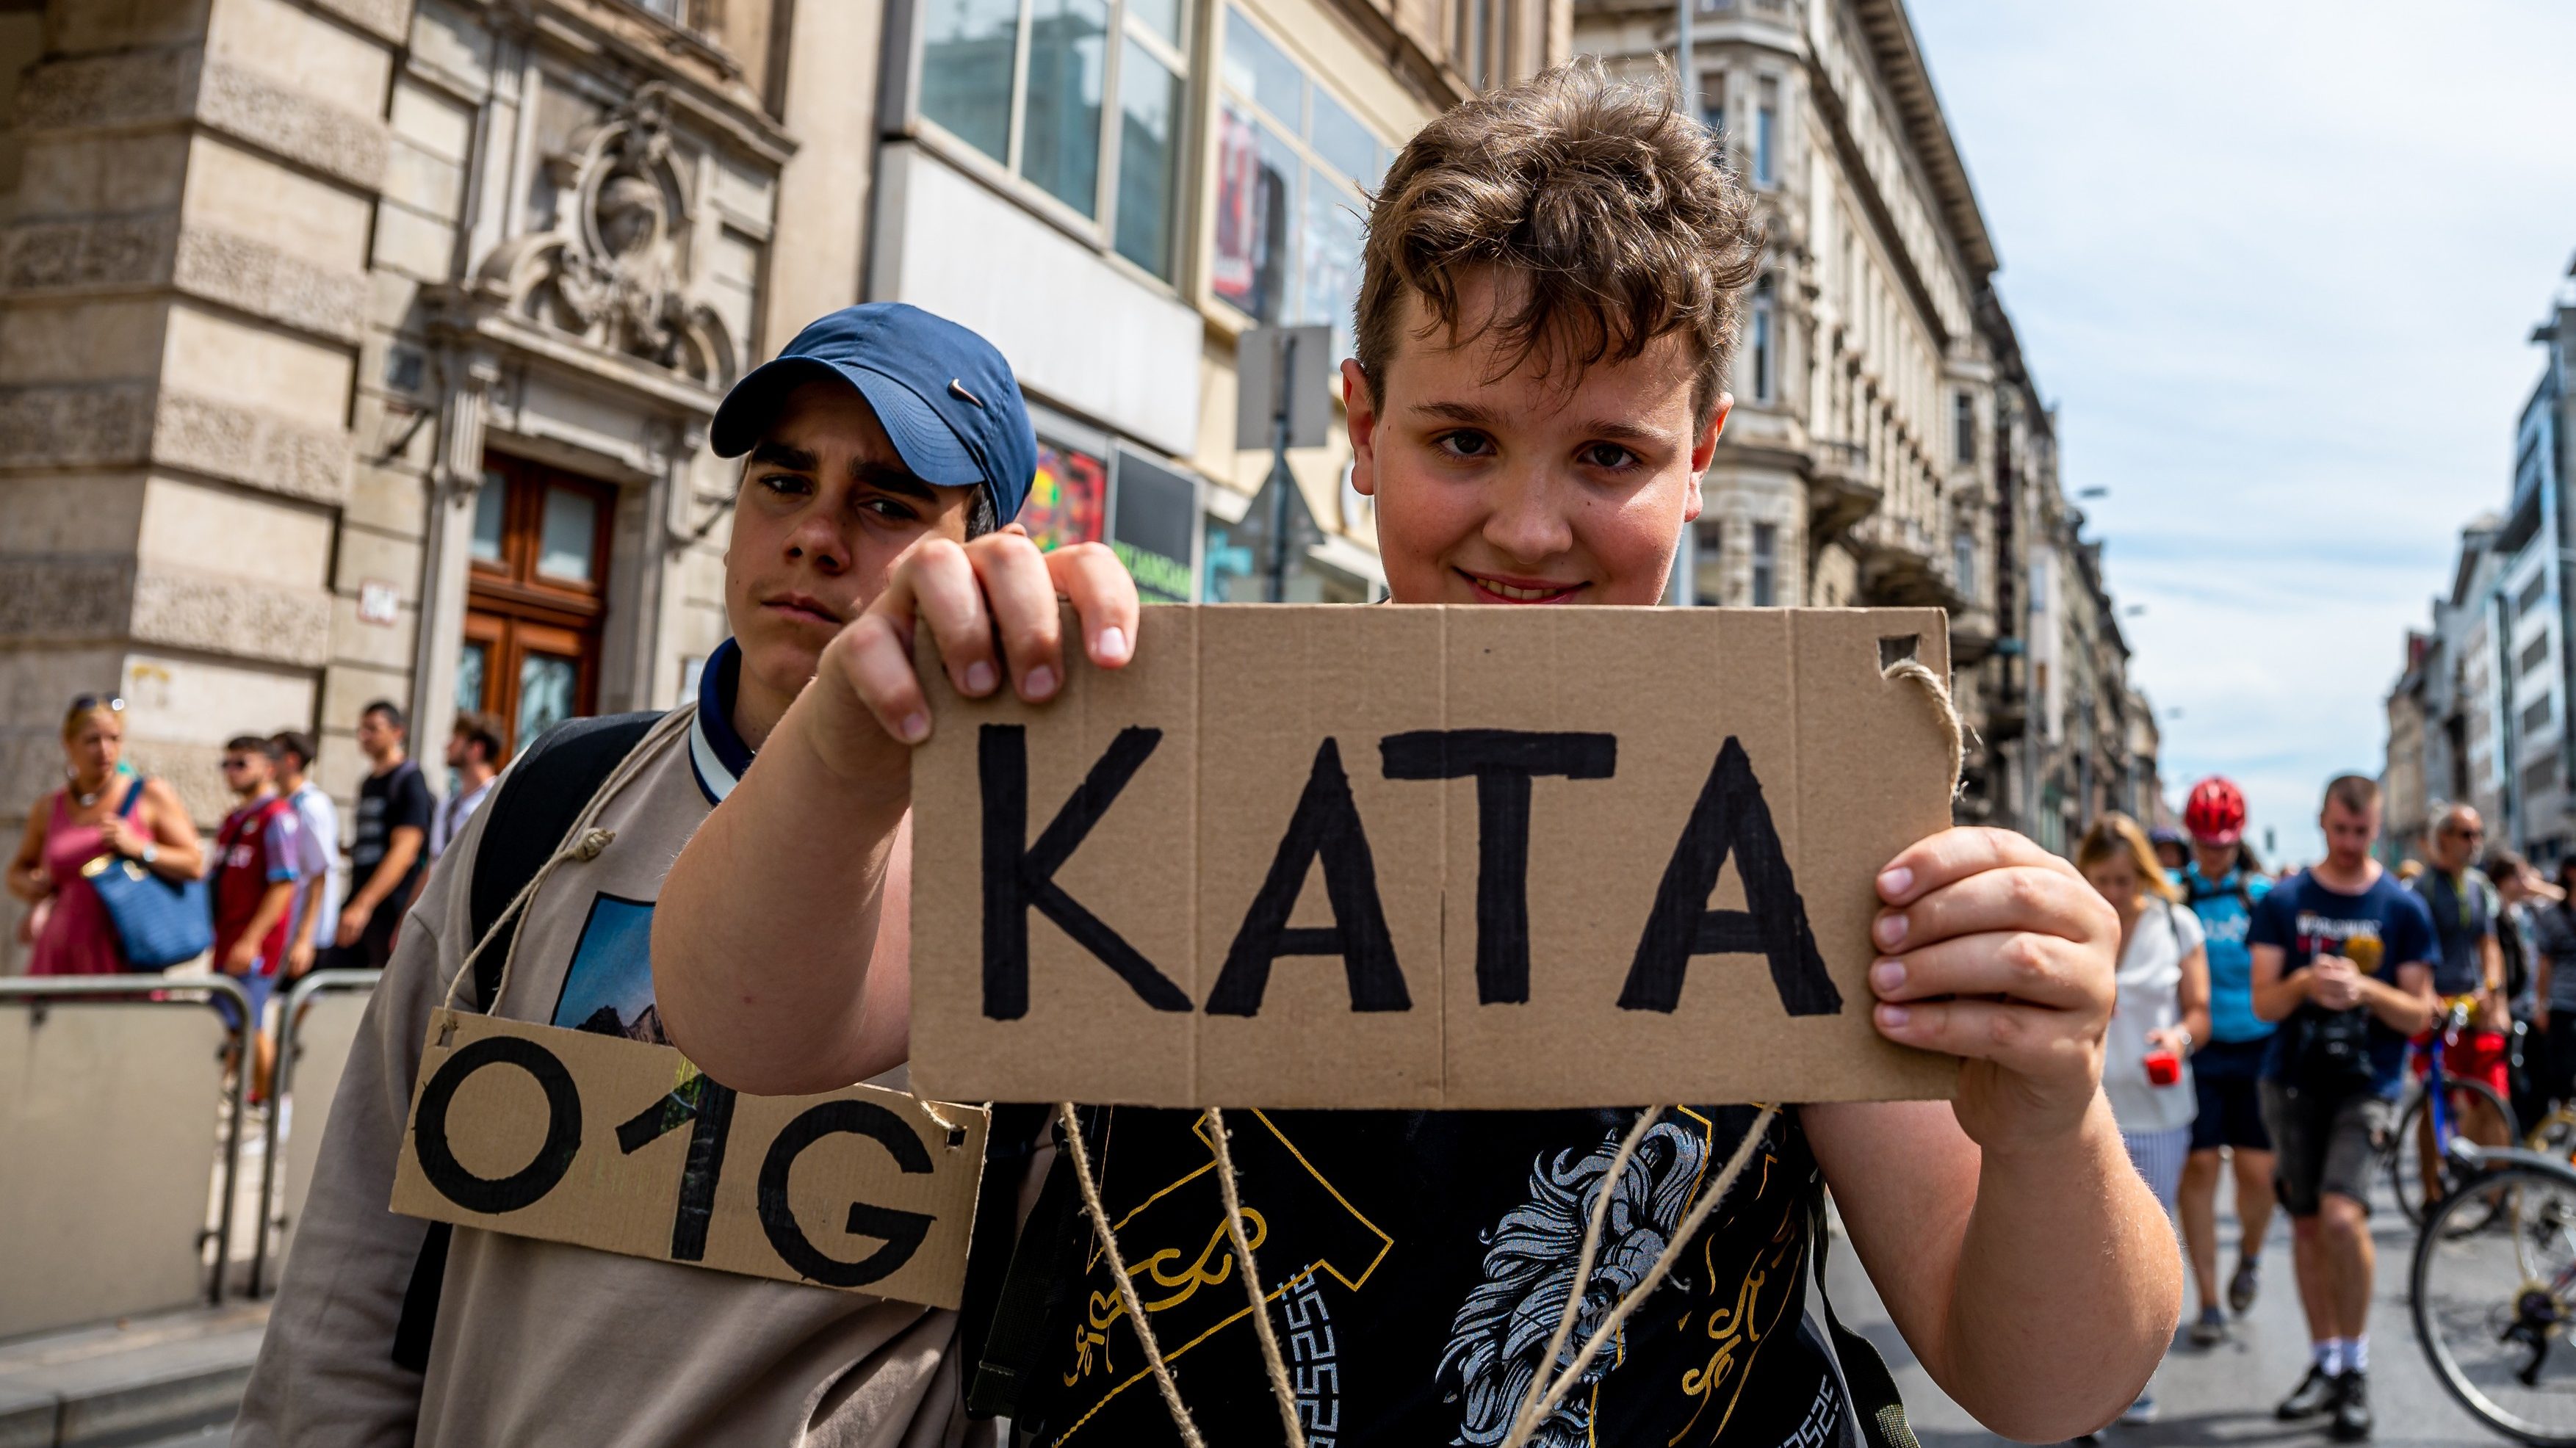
left=1211, top=105, right=1288, bottom=321
left=1022, top=444, right=1107, bottom=553
left=906, top=604, right=1963, bottom=1109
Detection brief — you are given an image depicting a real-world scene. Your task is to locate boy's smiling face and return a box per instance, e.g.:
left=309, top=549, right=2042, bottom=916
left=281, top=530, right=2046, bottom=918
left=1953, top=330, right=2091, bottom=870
left=1346, top=269, right=1728, bottom=607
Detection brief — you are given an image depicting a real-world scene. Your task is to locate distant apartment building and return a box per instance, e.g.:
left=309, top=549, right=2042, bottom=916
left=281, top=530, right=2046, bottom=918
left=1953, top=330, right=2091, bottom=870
left=2389, top=262, right=2576, bottom=869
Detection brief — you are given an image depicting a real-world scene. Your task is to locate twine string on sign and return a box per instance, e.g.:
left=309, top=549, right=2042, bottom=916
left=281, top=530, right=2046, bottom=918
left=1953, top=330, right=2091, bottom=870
left=1505, top=1106, right=1665, bottom=1447
left=1056, top=1102, right=1208, bottom=1448
left=1882, top=658, right=1969, bottom=800
left=1205, top=1106, right=1308, bottom=1448
left=441, top=711, right=692, bottom=1015
left=1496, top=1104, right=1783, bottom=1448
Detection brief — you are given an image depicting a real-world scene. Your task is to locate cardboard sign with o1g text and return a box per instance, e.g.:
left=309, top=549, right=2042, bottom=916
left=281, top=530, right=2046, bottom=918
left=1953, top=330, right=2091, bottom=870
left=391, top=1010, right=988, bottom=1306
left=908, top=604, right=1962, bottom=1109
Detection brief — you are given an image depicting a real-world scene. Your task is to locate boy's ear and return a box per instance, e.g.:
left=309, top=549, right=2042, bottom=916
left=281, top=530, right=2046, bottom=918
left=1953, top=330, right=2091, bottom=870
left=1341, top=358, right=1379, bottom=496
left=1695, top=393, right=1732, bottom=475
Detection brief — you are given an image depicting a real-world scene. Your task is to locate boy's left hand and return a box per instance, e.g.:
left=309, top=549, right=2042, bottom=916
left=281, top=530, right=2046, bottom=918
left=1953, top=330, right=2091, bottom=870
left=1868, top=827, right=2121, bottom=1155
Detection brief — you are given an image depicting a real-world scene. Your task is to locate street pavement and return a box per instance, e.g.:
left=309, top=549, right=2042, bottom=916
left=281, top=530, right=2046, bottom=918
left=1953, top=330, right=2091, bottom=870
left=1825, top=1174, right=2497, bottom=1447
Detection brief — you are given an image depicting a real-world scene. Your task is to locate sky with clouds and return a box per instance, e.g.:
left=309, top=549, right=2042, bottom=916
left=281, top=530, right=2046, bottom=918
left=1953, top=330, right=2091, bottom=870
left=1905, top=0, right=2576, bottom=862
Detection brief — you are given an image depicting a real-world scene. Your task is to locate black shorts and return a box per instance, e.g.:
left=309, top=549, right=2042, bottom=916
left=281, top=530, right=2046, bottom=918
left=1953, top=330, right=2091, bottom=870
left=2189, top=1038, right=2275, bottom=1152
left=2258, top=1079, right=2395, bottom=1218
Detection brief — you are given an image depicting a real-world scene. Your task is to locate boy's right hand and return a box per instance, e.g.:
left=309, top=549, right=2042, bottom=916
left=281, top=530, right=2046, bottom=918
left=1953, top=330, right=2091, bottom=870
left=818, top=528, right=1139, bottom=782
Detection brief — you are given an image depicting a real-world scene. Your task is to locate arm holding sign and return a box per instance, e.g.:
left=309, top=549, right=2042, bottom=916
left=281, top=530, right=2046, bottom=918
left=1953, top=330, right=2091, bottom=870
left=1808, top=828, right=2179, bottom=1444
left=654, top=531, right=1139, bottom=1095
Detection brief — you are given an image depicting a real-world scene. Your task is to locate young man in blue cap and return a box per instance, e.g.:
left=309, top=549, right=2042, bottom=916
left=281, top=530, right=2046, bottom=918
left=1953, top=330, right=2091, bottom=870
left=237, top=303, right=1107, bottom=1447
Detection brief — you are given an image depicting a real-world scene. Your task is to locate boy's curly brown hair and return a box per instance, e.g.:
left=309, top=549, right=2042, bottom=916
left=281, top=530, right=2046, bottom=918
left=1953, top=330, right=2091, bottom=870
left=1355, top=59, right=1762, bottom=425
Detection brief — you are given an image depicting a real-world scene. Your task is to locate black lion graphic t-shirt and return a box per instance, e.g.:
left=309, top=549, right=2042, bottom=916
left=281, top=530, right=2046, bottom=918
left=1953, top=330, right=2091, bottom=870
left=1022, top=1105, right=1858, bottom=1448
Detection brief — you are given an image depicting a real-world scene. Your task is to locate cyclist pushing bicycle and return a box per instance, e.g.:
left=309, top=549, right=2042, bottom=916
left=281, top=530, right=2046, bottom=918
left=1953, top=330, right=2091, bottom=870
left=2411, top=806, right=2517, bottom=1181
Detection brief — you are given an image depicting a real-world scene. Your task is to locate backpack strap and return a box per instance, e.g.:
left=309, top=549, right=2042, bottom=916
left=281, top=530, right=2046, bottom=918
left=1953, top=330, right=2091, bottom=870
left=462, top=711, right=663, bottom=1012
left=391, top=709, right=662, bottom=1373
left=116, top=777, right=145, bottom=819
left=1810, top=1192, right=1920, bottom=1448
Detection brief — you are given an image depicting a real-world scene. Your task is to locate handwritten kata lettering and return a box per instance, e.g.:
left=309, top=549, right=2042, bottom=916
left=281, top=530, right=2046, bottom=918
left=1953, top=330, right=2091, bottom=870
left=1619, top=737, right=1840, bottom=1016
left=1205, top=737, right=1410, bottom=1016
left=1379, top=730, right=1618, bottom=1004
left=975, top=724, right=1835, bottom=1020
left=978, top=723, right=1191, bottom=1018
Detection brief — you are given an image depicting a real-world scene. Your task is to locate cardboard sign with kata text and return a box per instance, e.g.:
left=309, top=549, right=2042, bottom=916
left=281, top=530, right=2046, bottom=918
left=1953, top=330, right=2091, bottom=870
left=908, top=605, right=1960, bottom=1109
left=392, top=1010, right=988, bottom=1306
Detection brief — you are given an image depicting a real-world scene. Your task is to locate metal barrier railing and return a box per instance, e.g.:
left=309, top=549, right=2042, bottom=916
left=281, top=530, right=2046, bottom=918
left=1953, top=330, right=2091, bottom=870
left=250, top=969, right=381, bottom=1296
left=0, top=974, right=254, bottom=1308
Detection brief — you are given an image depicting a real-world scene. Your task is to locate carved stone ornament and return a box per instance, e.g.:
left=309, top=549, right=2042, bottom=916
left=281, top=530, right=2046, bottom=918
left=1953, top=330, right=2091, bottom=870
left=464, top=87, right=736, bottom=388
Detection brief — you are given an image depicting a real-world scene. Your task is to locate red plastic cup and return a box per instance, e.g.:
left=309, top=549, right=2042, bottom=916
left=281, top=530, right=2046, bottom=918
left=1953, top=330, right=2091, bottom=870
left=2144, top=1049, right=2182, bottom=1087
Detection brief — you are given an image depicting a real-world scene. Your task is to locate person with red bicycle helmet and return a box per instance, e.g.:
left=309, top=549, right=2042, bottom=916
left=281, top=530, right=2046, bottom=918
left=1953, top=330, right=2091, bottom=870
left=2174, top=776, right=2278, bottom=1348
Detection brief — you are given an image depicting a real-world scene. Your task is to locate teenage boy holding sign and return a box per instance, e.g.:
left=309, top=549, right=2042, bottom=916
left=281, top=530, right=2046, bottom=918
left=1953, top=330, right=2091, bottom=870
left=237, top=304, right=1053, bottom=1446
left=654, top=64, right=2176, bottom=1447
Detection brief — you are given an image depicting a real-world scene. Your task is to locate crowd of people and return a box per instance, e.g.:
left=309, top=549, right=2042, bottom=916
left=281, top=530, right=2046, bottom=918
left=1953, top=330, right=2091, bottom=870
left=2078, top=767, right=2576, bottom=1441
left=7, top=696, right=512, bottom=1100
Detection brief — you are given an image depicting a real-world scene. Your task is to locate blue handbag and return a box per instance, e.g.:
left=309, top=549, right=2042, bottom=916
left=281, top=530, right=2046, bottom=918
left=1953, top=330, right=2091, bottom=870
left=84, top=780, right=212, bottom=972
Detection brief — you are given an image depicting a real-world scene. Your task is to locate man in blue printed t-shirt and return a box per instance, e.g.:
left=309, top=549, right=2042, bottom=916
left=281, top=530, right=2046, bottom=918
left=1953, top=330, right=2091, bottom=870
left=2249, top=774, right=2437, bottom=1442
left=2173, top=775, right=2274, bottom=1348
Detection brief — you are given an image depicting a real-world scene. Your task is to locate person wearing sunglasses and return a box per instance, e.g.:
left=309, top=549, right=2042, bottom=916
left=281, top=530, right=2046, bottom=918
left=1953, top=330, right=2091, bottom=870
left=9, top=694, right=202, bottom=974
left=2407, top=804, right=2514, bottom=1170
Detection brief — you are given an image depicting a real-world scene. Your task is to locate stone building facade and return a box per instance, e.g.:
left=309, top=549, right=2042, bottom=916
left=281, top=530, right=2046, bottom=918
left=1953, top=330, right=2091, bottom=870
left=1573, top=0, right=2151, bottom=843
left=0, top=0, right=1567, bottom=969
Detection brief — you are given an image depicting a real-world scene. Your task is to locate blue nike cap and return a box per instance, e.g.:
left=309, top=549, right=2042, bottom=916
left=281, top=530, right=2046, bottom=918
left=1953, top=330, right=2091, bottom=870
left=711, top=303, right=1037, bottom=523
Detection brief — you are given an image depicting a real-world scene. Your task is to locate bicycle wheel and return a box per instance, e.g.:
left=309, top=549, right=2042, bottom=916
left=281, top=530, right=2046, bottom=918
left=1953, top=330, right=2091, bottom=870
left=2414, top=1163, right=2576, bottom=1445
left=2395, top=1079, right=2523, bottom=1232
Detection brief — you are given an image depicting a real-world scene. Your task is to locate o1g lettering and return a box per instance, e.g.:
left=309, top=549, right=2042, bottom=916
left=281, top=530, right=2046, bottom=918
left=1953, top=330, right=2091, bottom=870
left=397, top=1014, right=986, bottom=1306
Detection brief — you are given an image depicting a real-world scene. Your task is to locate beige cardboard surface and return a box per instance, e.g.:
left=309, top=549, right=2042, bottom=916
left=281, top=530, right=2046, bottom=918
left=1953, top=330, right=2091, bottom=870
left=392, top=1010, right=987, bottom=1307
left=910, top=605, right=1960, bottom=1109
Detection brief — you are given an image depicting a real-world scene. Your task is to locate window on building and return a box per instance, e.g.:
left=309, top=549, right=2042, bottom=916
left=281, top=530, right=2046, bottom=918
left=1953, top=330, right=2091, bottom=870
left=1700, top=73, right=1723, bottom=136
left=1754, top=77, right=1778, bottom=186
left=1692, top=518, right=1723, bottom=606
left=2525, top=636, right=2551, bottom=677
left=2528, top=756, right=2560, bottom=800
left=1213, top=7, right=1388, bottom=352
left=1751, top=521, right=1778, bottom=607
left=2520, top=573, right=2549, bottom=620
left=1952, top=528, right=1976, bottom=598
left=918, top=0, right=1189, bottom=281
left=1953, top=390, right=1975, bottom=465
left=2525, top=696, right=2552, bottom=736
left=1749, top=272, right=1776, bottom=403
left=461, top=455, right=614, bottom=756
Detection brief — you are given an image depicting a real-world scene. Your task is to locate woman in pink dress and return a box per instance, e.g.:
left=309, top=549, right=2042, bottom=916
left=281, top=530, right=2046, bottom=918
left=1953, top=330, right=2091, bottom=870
left=9, top=695, right=203, bottom=974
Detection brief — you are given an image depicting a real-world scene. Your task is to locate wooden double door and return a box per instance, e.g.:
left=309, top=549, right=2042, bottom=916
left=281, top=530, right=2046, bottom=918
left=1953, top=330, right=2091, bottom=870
left=459, top=454, right=616, bottom=759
